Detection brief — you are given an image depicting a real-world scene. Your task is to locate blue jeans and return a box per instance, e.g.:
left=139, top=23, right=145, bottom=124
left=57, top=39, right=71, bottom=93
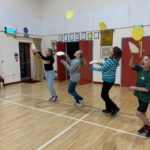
left=68, top=81, right=83, bottom=103
left=46, top=70, right=56, bottom=97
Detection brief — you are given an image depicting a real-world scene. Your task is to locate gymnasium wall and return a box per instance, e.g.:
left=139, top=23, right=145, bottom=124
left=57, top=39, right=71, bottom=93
left=0, top=0, right=42, bottom=35
left=0, top=32, right=35, bottom=83
left=41, top=0, right=150, bottom=35
left=0, top=0, right=150, bottom=84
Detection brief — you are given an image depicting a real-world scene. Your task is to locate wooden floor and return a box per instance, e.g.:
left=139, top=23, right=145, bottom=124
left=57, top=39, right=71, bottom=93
left=0, top=80, right=150, bottom=150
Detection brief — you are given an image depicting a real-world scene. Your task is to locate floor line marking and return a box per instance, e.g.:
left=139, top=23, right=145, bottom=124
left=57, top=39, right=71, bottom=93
left=37, top=110, right=94, bottom=150
left=0, top=99, right=78, bottom=121
left=0, top=98, right=145, bottom=140
left=21, top=94, right=139, bottom=120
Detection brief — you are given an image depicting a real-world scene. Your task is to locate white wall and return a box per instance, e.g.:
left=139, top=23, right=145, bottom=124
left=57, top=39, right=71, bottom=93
left=1, top=0, right=150, bottom=84
left=93, top=26, right=150, bottom=84
left=0, top=0, right=42, bottom=35
left=41, top=0, right=150, bottom=35
left=0, top=32, right=36, bottom=83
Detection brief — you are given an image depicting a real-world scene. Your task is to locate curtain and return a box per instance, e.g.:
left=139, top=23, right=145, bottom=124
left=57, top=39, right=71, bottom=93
left=33, top=38, right=44, bottom=81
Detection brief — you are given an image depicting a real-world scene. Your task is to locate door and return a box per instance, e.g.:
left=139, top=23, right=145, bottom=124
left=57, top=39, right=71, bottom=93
left=122, top=37, right=150, bottom=86
left=79, top=40, right=93, bottom=85
left=19, top=43, right=31, bottom=80
left=66, top=42, right=79, bottom=79
left=56, top=42, right=66, bottom=82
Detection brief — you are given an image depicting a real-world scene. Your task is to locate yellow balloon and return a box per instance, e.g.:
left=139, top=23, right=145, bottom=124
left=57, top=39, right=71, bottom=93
left=132, top=26, right=144, bottom=41
left=99, top=22, right=107, bottom=30
left=66, top=10, right=74, bottom=20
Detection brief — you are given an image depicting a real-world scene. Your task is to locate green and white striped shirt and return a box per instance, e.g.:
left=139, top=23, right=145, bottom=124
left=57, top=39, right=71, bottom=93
left=92, top=58, right=119, bottom=83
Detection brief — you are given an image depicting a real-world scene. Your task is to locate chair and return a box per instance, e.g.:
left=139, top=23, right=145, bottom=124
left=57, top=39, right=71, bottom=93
left=0, top=75, right=5, bottom=89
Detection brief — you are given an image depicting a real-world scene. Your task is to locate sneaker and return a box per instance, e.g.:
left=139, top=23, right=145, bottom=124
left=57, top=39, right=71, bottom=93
left=48, top=96, right=54, bottom=101
left=79, top=100, right=84, bottom=106
left=102, top=109, right=112, bottom=114
left=138, top=127, right=145, bottom=134
left=146, top=130, right=150, bottom=137
left=74, top=101, right=83, bottom=107
left=138, top=125, right=148, bottom=134
left=52, top=96, right=58, bottom=102
left=111, top=108, right=120, bottom=116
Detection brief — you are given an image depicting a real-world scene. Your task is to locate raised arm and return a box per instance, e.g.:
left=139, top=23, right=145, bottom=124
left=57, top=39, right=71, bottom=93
left=61, top=59, right=80, bottom=72
left=129, top=53, right=135, bottom=68
left=65, top=53, right=71, bottom=64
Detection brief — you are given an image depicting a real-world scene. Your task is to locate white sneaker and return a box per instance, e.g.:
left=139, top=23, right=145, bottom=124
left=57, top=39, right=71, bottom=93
left=48, top=96, right=54, bottom=101
left=74, top=101, right=83, bottom=107
left=52, top=96, right=58, bottom=102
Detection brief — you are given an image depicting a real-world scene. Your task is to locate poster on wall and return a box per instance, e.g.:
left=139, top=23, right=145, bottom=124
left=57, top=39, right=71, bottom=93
left=58, top=35, right=63, bottom=41
left=75, top=33, right=80, bottom=41
left=81, top=32, right=86, bottom=40
left=69, top=33, right=74, bottom=41
left=88, top=32, right=93, bottom=40
left=94, top=32, right=99, bottom=39
left=100, top=29, right=113, bottom=46
left=64, top=34, right=68, bottom=42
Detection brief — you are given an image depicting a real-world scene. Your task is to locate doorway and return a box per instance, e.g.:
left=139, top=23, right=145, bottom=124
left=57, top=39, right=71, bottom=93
left=19, top=42, right=31, bottom=81
left=66, top=42, right=79, bottom=79
left=67, top=42, right=79, bottom=59
left=122, top=37, right=150, bottom=86
left=56, top=41, right=93, bottom=85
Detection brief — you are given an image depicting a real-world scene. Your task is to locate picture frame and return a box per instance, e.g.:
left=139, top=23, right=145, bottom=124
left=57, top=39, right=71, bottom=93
left=75, top=33, right=80, bottom=41
left=51, top=40, right=57, bottom=50
left=69, top=33, right=74, bottom=41
left=88, top=32, right=93, bottom=40
left=94, top=32, right=99, bottom=39
left=58, top=34, right=63, bottom=41
left=100, top=46, right=112, bottom=59
left=64, top=34, right=68, bottom=42
left=81, top=32, right=86, bottom=40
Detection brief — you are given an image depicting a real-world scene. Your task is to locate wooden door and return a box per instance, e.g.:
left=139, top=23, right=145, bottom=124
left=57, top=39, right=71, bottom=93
left=122, top=37, right=150, bottom=86
left=19, top=43, right=31, bottom=80
left=79, top=40, right=93, bottom=85
left=56, top=42, right=66, bottom=82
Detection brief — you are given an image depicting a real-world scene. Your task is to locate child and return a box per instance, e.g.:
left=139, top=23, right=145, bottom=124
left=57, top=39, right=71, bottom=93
left=33, top=48, right=58, bottom=102
left=92, top=46, right=122, bottom=116
left=129, top=53, right=150, bottom=137
left=61, top=50, right=85, bottom=106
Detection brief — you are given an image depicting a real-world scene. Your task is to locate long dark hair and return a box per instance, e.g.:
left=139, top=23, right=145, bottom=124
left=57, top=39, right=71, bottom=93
left=111, top=46, right=122, bottom=61
left=48, top=48, right=54, bottom=58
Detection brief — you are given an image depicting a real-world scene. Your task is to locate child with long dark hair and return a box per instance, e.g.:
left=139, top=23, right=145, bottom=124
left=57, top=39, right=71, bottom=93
left=129, top=53, right=150, bottom=137
left=92, top=46, right=122, bottom=116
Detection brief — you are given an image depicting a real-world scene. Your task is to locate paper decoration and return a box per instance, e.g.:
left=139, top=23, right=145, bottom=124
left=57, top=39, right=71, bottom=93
left=132, top=25, right=144, bottom=41
left=56, top=51, right=65, bottom=56
left=31, top=43, right=36, bottom=50
left=66, top=10, right=74, bottom=20
left=128, top=42, right=139, bottom=53
left=99, top=22, right=107, bottom=30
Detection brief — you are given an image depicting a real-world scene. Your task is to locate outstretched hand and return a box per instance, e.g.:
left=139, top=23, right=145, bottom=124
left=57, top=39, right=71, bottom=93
left=129, top=86, right=136, bottom=91
left=32, top=49, right=39, bottom=55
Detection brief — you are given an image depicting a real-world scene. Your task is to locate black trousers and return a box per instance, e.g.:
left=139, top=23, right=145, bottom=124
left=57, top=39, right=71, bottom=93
left=101, top=81, right=118, bottom=111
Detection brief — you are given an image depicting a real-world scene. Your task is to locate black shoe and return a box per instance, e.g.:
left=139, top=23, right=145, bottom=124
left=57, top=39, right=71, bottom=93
left=102, top=109, right=112, bottom=114
left=52, top=96, right=58, bottom=102
left=138, top=126, right=148, bottom=134
left=111, top=108, right=120, bottom=116
left=146, top=130, right=150, bottom=137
